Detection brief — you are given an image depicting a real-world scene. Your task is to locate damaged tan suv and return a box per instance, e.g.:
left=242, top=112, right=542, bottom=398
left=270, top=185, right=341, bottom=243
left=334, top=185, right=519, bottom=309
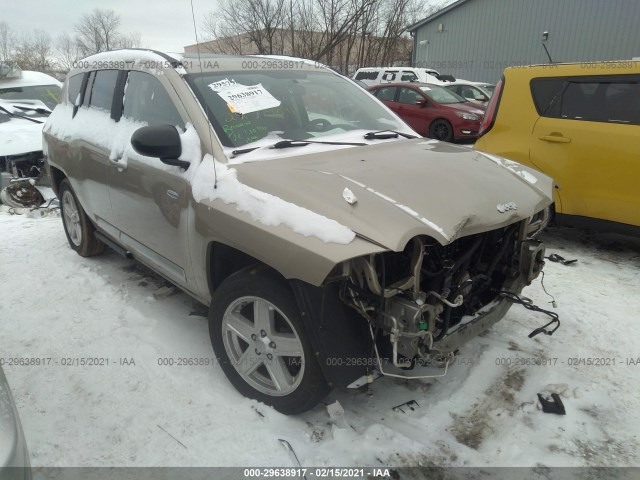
left=43, top=49, right=554, bottom=414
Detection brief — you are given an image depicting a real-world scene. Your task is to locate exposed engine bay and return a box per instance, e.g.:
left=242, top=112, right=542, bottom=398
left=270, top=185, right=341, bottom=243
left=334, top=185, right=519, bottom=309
left=339, top=219, right=547, bottom=372
left=0, top=154, right=49, bottom=208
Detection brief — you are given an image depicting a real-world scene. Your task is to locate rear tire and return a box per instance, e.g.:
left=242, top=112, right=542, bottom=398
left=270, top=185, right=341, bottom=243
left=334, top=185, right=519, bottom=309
left=429, top=119, right=454, bottom=142
left=59, top=179, right=106, bottom=257
left=209, top=266, right=330, bottom=414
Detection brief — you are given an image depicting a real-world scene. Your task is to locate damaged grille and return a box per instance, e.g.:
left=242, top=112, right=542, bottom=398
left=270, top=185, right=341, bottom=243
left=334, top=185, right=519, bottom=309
left=342, top=221, right=528, bottom=360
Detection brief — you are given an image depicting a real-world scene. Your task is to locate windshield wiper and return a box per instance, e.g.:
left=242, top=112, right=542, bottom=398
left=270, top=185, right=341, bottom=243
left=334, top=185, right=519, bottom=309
left=364, top=130, right=418, bottom=140
left=0, top=105, right=44, bottom=124
left=12, top=104, right=52, bottom=116
left=232, top=139, right=367, bottom=156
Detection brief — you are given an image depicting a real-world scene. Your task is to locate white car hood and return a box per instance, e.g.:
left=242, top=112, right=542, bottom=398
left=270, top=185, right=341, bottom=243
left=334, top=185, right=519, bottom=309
left=0, top=116, right=44, bottom=156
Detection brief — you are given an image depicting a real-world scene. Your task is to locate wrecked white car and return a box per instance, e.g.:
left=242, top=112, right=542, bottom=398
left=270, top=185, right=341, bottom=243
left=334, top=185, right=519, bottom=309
left=0, top=65, right=61, bottom=207
left=43, top=49, right=555, bottom=414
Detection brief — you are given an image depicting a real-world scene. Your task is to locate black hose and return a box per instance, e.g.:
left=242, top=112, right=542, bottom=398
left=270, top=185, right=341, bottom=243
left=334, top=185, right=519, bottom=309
left=486, top=224, right=518, bottom=278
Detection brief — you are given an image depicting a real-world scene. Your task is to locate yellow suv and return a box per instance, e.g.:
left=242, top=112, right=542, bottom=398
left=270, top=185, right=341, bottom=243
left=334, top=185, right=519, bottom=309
left=475, top=61, right=640, bottom=233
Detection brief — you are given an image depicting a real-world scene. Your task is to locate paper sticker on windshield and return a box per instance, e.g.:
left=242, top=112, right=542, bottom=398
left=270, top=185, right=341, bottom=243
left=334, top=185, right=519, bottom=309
left=216, top=83, right=281, bottom=114
left=208, top=78, right=238, bottom=91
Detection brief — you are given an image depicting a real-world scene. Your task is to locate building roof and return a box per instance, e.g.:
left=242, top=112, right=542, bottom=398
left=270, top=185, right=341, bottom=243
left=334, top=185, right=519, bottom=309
left=406, top=0, right=473, bottom=32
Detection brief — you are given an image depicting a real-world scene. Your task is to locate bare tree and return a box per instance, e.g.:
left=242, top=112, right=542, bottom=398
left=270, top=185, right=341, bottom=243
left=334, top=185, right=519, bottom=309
left=55, top=33, right=81, bottom=71
left=75, top=9, right=141, bottom=56
left=203, top=0, right=288, bottom=55
left=201, top=14, right=248, bottom=54
left=118, top=32, right=142, bottom=50
left=30, top=30, right=52, bottom=71
left=12, top=32, right=52, bottom=71
left=199, top=0, right=449, bottom=73
left=0, top=21, right=15, bottom=63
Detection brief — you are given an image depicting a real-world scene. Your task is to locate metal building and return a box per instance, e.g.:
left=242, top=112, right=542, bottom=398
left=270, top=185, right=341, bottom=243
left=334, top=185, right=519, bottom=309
left=407, top=0, right=640, bottom=83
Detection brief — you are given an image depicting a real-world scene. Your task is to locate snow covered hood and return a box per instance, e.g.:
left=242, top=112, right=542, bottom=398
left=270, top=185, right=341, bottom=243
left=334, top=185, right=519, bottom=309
left=231, top=139, right=554, bottom=250
left=0, top=115, right=44, bottom=156
left=0, top=70, right=61, bottom=89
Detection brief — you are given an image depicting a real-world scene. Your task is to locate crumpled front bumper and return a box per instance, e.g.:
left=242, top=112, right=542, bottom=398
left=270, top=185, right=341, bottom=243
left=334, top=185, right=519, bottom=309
left=436, top=237, right=546, bottom=353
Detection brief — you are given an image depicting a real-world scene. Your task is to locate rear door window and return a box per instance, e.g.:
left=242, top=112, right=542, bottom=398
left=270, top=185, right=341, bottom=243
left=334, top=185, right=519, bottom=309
left=355, top=71, right=377, bottom=81
left=530, top=78, right=566, bottom=115
left=67, top=73, right=85, bottom=105
left=604, top=82, right=640, bottom=123
left=88, top=70, right=119, bottom=112
left=375, top=86, right=397, bottom=102
left=541, top=77, right=640, bottom=124
left=382, top=71, right=397, bottom=82
left=400, top=71, right=418, bottom=82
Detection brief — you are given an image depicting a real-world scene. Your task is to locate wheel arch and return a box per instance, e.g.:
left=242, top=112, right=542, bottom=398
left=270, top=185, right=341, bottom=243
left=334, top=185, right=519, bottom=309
left=428, top=117, right=452, bottom=131
left=48, top=165, right=66, bottom=198
left=206, top=244, right=373, bottom=389
left=206, top=241, right=271, bottom=294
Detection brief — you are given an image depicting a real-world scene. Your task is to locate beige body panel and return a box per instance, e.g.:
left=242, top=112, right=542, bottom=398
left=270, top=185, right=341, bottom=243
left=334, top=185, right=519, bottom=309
left=45, top=50, right=554, bottom=306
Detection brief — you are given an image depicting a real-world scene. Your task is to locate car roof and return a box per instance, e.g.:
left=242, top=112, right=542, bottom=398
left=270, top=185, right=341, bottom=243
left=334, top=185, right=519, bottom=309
left=69, top=49, right=331, bottom=76
left=0, top=70, right=62, bottom=88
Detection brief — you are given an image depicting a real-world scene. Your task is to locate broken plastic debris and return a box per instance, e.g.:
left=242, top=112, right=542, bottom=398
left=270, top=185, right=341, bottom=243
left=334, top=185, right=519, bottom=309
left=392, top=400, right=420, bottom=413
left=547, top=253, right=577, bottom=266
left=327, top=400, right=347, bottom=428
left=342, top=187, right=357, bottom=205
left=537, top=393, right=566, bottom=415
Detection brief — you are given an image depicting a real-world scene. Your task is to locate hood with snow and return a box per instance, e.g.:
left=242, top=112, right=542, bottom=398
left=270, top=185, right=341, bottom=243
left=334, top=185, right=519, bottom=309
left=228, top=139, right=554, bottom=250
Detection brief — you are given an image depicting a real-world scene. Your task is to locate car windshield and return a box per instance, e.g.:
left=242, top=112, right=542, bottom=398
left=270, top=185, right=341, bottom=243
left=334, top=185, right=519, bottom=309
left=0, top=84, right=61, bottom=110
left=419, top=85, right=467, bottom=104
left=186, top=70, right=409, bottom=148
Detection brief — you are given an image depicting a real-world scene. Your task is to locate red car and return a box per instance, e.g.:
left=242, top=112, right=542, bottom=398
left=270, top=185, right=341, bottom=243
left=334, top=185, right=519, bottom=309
left=368, top=82, right=486, bottom=142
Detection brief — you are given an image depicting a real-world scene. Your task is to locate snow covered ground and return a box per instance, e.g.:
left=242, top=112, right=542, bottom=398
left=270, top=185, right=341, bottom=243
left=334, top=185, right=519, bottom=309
left=1, top=208, right=639, bottom=469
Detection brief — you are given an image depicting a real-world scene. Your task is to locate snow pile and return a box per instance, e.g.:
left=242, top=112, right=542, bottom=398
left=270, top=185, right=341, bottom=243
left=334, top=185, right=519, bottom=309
left=45, top=104, right=147, bottom=165
left=45, top=104, right=202, bottom=174
left=178, top=123, right=202, bottom=170
left=2, top=212, right=640, bottom=467
left=192, top=155, right=355, bottom=244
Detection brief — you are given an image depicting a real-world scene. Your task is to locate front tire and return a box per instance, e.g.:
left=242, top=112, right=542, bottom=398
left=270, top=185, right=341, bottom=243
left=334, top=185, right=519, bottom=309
left=59, top=179, right=106, bottom=257
left=209, top=266, right=330, bottom=414
left=429, top=119, right=454, bottom=142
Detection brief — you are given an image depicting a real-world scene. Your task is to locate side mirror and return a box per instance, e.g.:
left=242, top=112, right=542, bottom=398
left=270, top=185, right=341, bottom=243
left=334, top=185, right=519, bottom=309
left=415, top=99, right=427, bottom=107
left=131, top=125, right=189, bottom=169
left=475, top=94, right=489, bottom=102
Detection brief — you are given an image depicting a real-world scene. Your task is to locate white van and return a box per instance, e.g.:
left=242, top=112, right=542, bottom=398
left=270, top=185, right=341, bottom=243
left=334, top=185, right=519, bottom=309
left=352, top=67, right=450, bottom=86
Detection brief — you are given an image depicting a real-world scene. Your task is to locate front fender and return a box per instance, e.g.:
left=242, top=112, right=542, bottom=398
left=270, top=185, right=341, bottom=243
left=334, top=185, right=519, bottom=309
left=191, top=198, right=386, bottom=291
left=289, top=280, right=372, bottom=388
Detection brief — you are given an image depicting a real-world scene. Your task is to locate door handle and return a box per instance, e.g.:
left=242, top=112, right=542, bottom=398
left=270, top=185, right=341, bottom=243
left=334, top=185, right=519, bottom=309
left=109, top=157, right=127, bottom=170
left=539, top=134, right=571, bottom=143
